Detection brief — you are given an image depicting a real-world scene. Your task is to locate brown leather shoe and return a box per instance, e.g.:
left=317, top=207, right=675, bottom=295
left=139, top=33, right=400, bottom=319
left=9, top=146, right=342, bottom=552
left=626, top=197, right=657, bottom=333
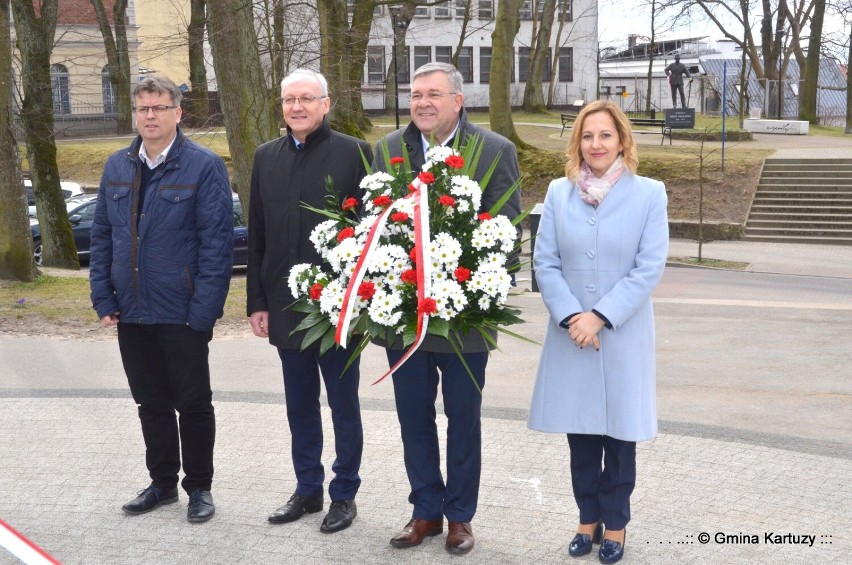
left=390, top=518, right=444, bottom=548
left=446, top=521, right=474, bottom=555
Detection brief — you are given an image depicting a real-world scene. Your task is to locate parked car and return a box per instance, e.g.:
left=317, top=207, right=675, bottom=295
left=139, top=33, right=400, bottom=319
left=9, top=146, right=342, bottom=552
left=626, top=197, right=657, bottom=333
left=25, top=179, right=85, bottom=217
left=31, top=194, right=249, bottom=268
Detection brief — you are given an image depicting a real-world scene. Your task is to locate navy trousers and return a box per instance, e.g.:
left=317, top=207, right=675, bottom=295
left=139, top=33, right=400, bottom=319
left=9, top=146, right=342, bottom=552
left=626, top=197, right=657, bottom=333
left=277, top=345, right=363, bottom=501
left=387, top=349, right=487, bottom=523
left=117, top=323, right=215, bottom=494
left=567, top=434, right=636, bottom=531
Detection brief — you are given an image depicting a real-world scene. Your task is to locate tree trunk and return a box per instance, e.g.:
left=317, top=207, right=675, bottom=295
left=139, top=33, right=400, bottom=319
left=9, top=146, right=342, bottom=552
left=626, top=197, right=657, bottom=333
left=490, top=0, right=530, bottom=148
left=11, top=0, right=79, bottom=269
left=451, top=0, right=473, bottom=68
left=523, top=0, right=556, bottom=113
left=644, top=1, right=656, bottom=114
left=90, top=0, right=133, bottom=134
left=384, top=4, right=414, bottom=118
left=206, top=0, right=279, bottom=210
left=798, top=0, right=824, bottom=124
left=847, top=22, right=852, bottom=134
left=0, top=0, right=34, bottom=281
left=546, top=3, right=568, bottom=107
left=187, top=0, right=210, bottom=125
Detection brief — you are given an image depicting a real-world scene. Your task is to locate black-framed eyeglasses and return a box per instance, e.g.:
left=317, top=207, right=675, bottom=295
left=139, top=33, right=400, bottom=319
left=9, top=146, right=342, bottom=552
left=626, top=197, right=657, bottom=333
left=133, top=105, right=178, bottom=116
left=408, top=92, right=458, bottom=103
left=281, top=95, right=328, bottom=107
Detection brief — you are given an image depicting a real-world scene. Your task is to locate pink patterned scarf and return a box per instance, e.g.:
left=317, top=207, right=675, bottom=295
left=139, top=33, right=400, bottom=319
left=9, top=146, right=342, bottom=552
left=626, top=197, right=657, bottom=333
left=577, top=156, right=625, bottom=207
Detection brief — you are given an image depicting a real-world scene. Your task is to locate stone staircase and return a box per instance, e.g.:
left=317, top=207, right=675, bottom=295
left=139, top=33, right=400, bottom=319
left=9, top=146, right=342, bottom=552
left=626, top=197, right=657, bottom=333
left=743, top=158, right=852, bottom=245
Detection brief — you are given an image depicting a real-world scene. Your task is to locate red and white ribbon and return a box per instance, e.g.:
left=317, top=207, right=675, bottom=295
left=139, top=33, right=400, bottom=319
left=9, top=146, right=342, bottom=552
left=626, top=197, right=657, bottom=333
left=336, top=176, right=432, bottom=383
left=0, top=519, right=60, bottom=565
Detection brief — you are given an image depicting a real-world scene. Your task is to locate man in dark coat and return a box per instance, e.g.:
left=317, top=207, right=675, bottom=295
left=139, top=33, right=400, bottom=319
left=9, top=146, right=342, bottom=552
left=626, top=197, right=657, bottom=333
left=90, top=76, right=233, bottom=524
left=246, top=69, right=372, bottom=534
left=665, top=54, right=691, bottom=108
left=373, top=62, right=522, bottom=555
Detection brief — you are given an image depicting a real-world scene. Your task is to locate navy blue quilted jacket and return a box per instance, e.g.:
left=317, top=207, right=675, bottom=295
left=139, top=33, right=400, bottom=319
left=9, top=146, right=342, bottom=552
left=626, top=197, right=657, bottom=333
left=89, top=127, right=233, bottom=331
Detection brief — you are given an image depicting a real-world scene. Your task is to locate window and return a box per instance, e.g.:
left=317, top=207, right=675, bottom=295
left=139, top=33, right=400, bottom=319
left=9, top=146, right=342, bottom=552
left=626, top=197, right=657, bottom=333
left=479, top=47, right=492, bottom=84
left=435, top=4, right=450, bottom=18
left=558, top=47, right=573, bottom=82
left=398, top=46, right=411, bottom=84
left=50, top=64, right=70, bottom=115
left=518, top=47, right=531, bottom=82
left=414, top=46, right=431, bottom=73
left=436, top=46, right=452, bottom=64
left=519, top=0, right=532, bottom=20
left=367, top=46, right=385, bottom=84
left=455, top=0, right=468, bottom=18
left=558, top=0, right=573, bottom=22
left=478, top=0, right=493, bottom=19
left=457, top=46, right=473, bottom=83
left=414, top=6, right=429, bottom=17
left=102, top=66, right=116, bottom=114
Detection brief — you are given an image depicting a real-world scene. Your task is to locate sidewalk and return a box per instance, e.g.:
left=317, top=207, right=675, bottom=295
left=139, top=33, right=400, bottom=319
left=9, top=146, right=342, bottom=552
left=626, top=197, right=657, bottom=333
left=2, top=237, right=850, bottom=564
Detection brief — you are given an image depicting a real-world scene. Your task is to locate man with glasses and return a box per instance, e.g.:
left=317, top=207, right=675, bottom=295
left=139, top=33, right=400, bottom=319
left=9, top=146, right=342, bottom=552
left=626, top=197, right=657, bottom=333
left=247, top=69, right=372, bottom=533
left=373, top=62, right=522, bottom=555
left=90, top=76, right=233, bottom=523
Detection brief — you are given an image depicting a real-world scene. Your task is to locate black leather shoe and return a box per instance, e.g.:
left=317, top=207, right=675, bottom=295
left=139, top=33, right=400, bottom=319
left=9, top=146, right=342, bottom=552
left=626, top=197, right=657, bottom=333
left=268, top=493, right=324, bottom=524
left=187, top=489, right=215, bottom=523
left=121, top=485, right=178, bottom=515
left=320, top=499, right=357, bottom=533
left=569, top=521, right=603, bottom=557
left=598, top=529, right=626, bottom=564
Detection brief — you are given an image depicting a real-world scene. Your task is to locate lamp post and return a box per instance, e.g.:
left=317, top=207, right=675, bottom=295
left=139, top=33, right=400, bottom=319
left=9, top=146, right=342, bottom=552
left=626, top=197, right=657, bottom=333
left=389, top=5, right=403, bottom=130
left=776, top=28, right=784, bottom=120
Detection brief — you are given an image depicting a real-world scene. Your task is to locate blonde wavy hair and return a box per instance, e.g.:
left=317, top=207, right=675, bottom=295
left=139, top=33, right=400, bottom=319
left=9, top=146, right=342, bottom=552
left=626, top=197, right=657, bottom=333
left=564, top=100, right=638, bottom=181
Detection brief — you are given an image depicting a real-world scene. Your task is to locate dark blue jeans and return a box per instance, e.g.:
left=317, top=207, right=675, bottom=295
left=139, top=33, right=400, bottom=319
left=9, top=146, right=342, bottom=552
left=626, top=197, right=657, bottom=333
left=117, top=323, right=215, bottom=494
left=567, top=434, right=636, bottom=531
left=388, top=349, right=487, bottom=523
left=277, top=345, right=363, bottom=501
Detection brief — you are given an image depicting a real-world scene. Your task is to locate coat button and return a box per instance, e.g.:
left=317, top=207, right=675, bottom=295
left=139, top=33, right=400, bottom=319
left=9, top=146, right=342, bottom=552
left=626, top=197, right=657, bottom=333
left=113, top=194, right=119, bottom=200
left=587, top=217, right=597, bottom=226
left=585, top=284, right=596, bottom=292
left=586, top=250, right=596, bottom=259
left=174, top=197, right=180, bottom=202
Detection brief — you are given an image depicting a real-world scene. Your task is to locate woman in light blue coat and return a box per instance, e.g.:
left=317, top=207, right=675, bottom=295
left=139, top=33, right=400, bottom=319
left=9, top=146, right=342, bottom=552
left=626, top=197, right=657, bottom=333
left=528, top=101, right=668, bottom=564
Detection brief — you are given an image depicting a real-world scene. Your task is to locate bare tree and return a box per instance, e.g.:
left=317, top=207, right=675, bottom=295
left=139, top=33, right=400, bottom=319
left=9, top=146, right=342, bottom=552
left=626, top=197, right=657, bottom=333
left=523, top=0, right=557, bottom=113
left=206, top=0, right=279, bottom=207
left=490, top=0, right=531, bottom=148
left=0, top=0, right=34, bottom=281
left=11, top=0, right=78, bottom=269
left=798, top=0, right=825, bottom=123
left=187, top=0, right=210, bottom=124
left=90, top=0, right=133, bottom=133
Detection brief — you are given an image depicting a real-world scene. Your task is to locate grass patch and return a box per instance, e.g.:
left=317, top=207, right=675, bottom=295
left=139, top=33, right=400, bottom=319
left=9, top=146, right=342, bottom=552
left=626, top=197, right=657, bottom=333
left=667, top=256, right=749, bottom=270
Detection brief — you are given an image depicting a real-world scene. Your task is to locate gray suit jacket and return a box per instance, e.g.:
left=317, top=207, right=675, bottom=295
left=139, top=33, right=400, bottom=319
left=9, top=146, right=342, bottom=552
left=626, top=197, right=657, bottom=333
left=372, top=109, right=522, bottom=353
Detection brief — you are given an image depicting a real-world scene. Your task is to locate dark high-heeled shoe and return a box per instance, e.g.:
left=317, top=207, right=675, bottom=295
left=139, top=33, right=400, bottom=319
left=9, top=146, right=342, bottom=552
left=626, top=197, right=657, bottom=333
left=568, top=521, right=603, bottom=557
left=598, top=528, right=626, bottom=564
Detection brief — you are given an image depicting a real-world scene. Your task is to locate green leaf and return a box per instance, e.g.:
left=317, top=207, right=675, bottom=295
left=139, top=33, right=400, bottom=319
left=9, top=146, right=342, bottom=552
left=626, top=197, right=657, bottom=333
left=427, top=317, right=449, bottom=339
left=300, top=319, right=332, bottom=351
left=319, top=327, right=338, bottom=356
left=447, top=331, right=482, bottom=394
left=292, top=310, right=328, bottom=333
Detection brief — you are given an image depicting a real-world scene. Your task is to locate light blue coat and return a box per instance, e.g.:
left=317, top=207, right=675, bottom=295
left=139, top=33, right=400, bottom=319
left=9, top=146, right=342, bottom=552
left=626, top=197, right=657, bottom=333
left=527, top=173, right=669, bottom=442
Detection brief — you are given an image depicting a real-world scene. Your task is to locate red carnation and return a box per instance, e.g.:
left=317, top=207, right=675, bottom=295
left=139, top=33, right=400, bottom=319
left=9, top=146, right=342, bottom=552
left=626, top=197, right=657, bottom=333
left=391, top=212, right=409, bottom=223
left=401, top=269, right=418, bottom=285
left=373, top=195, right=392, bottom=208
left=477, top=212, right=493, bottom=221
left=357, top=281, right=376, bottom=301
left=337, top=226, right=355, bottom=243
left=418, top=297, right=438, bottom=316
left=454, top=267, right=471, bottom=283
left=390, top=156, right=405, bottom=165
left=309, top=283, right=324, bottom=301
left=438, top=195, right=456, bottom=207
left=445, top=155, right=464, bottom=169
left=418, top=171, right=436, bottom=184
left=408, top=247, right=418, bottom=262
left=341, top=197, right=358, bottom=211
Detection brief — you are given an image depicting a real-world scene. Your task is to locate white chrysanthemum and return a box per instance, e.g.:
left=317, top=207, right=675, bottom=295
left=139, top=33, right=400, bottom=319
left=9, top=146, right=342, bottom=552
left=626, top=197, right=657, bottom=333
left=359, top=171, right=395, bottom=193
left=430, top=232, right=462, bottom=266
left=368, top=287, right=404, bottom=327
left=288, top=263, right=314, bottom=299
left=449, top=176, right=482, bottom=212
left=469, top=265, right=512, bottom=306
left=327, top=237, right=364, bottom=273
left=425, top=145, right=455, bottom=164
left=480, top=252, right=507, bottom=268
left=368, top=244, right=409, bottom=273
left=319, top=279, right=346, bottom=317
left=472, top=215, right=516, bottom=253
left=310, top=220, right=339, bottom=256
left=431, top=279, right=469, bottom=320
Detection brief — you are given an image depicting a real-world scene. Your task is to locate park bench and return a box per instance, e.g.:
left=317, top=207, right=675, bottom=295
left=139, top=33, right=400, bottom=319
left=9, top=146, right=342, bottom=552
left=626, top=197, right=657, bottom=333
left=628, top=117, right=672, bottom=145
left=560, top=112, right=578, bottom=137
